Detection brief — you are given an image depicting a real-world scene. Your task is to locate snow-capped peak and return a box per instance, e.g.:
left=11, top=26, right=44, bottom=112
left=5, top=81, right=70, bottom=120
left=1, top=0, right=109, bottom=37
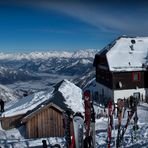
left=0, top=49, right=97, bottom=61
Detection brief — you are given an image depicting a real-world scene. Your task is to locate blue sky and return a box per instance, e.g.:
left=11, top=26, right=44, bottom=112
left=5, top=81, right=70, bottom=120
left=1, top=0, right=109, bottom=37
left=0, top=0, right=148, bottom=53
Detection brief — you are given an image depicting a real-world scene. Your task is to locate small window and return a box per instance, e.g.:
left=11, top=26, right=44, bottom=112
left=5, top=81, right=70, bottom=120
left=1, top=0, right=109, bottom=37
left=132, top=72, right=140, bottom=81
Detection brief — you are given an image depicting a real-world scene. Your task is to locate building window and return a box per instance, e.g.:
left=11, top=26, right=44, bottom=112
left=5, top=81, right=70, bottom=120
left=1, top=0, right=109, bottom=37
left=132, top=72, right=140, bottom=81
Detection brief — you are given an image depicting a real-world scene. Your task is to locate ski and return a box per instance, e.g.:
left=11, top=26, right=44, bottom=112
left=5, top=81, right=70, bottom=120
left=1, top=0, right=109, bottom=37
left=84, top=90, right=91, bottom=138
left=73, top=112, right=84, bottom=148
left=90, top=101, right=96, bottom=148
left=119, top=96, right=139, bottom=143
left=107, top=100, right=114, bottom=148
left=116, top=99, right=124, bottom=148
left=70, top=132, right=75, bottom=148
left=63, top=110, right=72, bottom=148
left=83, top=90, right=96, bottom=148
left=116, top=96, right=139, bottom=147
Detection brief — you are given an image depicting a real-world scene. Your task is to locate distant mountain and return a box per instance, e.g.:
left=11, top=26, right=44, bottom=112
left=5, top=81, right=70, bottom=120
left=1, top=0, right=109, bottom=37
left=0, top=66, right=40, bottom=84
left=0, top=49, right=97, bottom=91
left=0, top=49, right=97, bottom=61
left=74, top=69, right=95, bottom=88
left=0, top=84, right=19, bottom=102
left=20, top=57, right=93, bottom=75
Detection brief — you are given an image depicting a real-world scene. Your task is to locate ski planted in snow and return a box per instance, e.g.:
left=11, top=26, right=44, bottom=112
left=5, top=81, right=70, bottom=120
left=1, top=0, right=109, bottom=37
left=90, top=101, right=96, bottom=148
left=116, top=99, right=124, bottom=148
left=107, top=100, right=114, bottom=148
left=73, top=112, right=84, bottom=148
left=63, top=110, right=72, bottom=148
left=120, top=96, right=139, bottom=143
left=83, top=90, right=96, bottom=148
left=84, top=90, right=91, bottom=137
left=116, top=96, right=139, bottom=147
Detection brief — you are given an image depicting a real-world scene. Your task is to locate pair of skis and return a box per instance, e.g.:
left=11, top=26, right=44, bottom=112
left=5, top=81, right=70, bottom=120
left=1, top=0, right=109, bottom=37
left=65, top=90, right=95, bottom=148
left=107, top=100, right=114, bottom=148
left=116, top=96, right=139, bottom=148
left=116, top=99, right=125, bottom=148
left=64, top=110, right=84, bottom=148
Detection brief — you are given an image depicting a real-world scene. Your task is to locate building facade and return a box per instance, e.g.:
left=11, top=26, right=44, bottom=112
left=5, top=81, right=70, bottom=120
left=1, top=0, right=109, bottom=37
left=93, top=36, right=148, bottom=103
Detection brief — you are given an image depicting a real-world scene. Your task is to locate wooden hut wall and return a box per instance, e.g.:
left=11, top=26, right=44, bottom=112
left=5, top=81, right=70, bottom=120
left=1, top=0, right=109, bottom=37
left=1, top=115, right=24, bottom=130
left=26, top=106, right=65, bottom=138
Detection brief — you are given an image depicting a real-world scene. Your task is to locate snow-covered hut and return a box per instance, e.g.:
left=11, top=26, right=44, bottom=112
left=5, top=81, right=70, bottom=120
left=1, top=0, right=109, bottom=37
left=0, top=79, right=84, bottom=138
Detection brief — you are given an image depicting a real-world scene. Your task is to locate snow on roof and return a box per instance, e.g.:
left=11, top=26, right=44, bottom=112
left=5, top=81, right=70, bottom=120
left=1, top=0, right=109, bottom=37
left=58, top=79, right=84, bottom=113
left=2, top=90, right=53, bottom=117
left=2, top=80, right=84, bottom=118
left=106, top=36, right=148, bottom=71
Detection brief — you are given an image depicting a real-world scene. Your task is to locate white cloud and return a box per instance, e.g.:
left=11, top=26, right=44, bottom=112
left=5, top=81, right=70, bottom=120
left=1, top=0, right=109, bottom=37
left=3, top=0, right=148, bottom=35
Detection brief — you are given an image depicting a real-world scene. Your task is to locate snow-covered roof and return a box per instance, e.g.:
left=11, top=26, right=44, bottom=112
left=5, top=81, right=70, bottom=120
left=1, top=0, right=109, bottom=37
left=1, top=79, right=84, bottom=118
left=106, top=36, right=148, bottom=72
left=57, top=79, right=84, bottom=113
left=2, top=90, right=53, bottom=117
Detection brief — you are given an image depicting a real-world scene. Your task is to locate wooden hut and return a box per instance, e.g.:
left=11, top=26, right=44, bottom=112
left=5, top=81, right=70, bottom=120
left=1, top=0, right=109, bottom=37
left=22, top=102, right=65, bottom=138
left=22, top=88, right=75, bottom=138
left=0, top=79, right=83, bottom=138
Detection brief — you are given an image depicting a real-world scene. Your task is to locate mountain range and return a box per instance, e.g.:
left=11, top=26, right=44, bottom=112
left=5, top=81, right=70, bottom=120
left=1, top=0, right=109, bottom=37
left=0, top=49, right=97, bottom=101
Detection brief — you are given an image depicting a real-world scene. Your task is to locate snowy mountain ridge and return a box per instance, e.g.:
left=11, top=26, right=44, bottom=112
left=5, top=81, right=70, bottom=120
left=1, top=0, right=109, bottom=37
left=0, top=84, right=19, bottom=102
left=0, top=49, right=97, bottom=60
left=0, top=49, right=97, bottom=86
